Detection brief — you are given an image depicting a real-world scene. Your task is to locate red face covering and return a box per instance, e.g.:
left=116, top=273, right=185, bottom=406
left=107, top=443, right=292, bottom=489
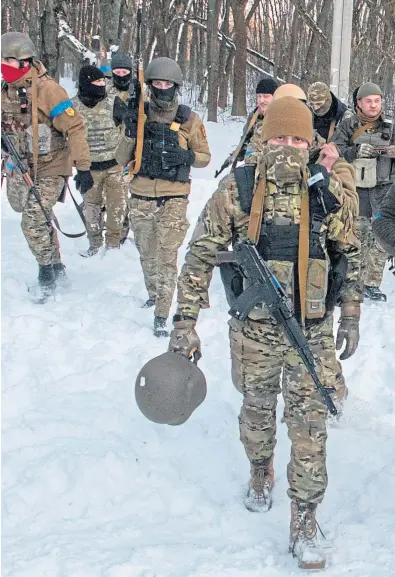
left=1, top=63, right=31, bottom=84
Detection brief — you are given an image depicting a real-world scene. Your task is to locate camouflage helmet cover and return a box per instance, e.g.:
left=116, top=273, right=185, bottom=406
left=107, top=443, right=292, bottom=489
left=1, top=31, right=38, bottom=60
left=145, top=57, right=183, bottom=86
left=135, top=352, right=207, bottom=425
left=307, top=82, right=332, bottom=116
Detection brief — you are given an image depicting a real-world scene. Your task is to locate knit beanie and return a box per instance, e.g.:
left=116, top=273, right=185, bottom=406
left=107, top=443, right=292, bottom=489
left=256, top=77, right=278, bottom=95
left=357, top=82, right=382, bottom=99
left=262, top=96, right=313, bottom=144
left=111, top=51, right=133, bottom=71
left=273, top=83, right=307, bottom=102
left=79, top=65, right=104, bottom=89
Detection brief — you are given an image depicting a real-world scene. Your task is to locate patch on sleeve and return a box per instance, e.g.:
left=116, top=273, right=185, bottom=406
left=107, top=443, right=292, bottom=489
left=200, top=124, right=207, bottom=139
left=49, top=100, right=74, bottom=119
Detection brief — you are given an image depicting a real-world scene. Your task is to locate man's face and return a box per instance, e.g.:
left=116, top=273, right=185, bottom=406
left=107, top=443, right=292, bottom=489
left=1, top=57, right=22, bottom=69
left=113, top=68, right=130, bottom=77
left=256, top=93, right=274, bottom=115
left=91, top=78, right=105, bottom=86
left=357, top=95, right=382, bottom=117
left=152, top=80, right=174, bottom=89
left=267, top=135, right=309, bottom=150
left=309, top=98, right=326, bottom=113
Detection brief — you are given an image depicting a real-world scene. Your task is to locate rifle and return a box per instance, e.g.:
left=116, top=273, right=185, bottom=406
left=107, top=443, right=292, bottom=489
left=217, top=242, right=338, bottom=415
left=131, top=2, right=145, bottom=175
left=214, top=108, right=260, bottom=178
left=1, top=133, right=86, bottom=238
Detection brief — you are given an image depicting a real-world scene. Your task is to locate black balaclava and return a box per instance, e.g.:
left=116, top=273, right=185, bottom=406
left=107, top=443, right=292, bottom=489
left=78, top=65, right=106, bottom=107
left=149, top=83, right=178, bottom=110
left=113, top=71, right=132, bottom=91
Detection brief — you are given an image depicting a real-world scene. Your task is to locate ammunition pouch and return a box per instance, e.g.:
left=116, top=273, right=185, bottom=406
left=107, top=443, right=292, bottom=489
left=354, top=158, right=377, bottom=188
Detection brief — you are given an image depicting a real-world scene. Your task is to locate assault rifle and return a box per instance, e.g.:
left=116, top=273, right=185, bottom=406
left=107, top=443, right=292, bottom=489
left=1, top=133, right=85, bottom=238
left=214, top=108, right=260, bottom=178
left=217, top=242, right=338, bottom=415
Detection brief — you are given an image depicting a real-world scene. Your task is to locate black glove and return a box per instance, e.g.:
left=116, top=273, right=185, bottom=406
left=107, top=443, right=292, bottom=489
left=124, top=79, right=141, bottom=138
left=74, top=170, right=94, bottom=195
left=162, top=146, right=195, bottom=168
left=113, top=96, right=128, bottom=127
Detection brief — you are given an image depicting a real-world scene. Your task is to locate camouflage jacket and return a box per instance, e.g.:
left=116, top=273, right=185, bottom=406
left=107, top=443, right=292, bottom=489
left=1, top=63, right=91, bottom=178
left=176, top=147, right=362, bottom=322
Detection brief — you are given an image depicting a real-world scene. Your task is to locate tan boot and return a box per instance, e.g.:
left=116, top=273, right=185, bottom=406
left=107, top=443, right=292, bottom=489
left=244, top=457, right=274, bottom=512
left=289, top=500, right=326, bottom=570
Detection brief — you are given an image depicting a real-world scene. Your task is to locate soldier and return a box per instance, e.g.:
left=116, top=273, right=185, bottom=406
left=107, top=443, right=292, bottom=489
left=241, top=78, right=278, bottom=161
left=307, top=81, right=352, bottom=142
left=108, top=50, right=135, bottom=245
left=116, top=57, right=211, bottom=337
left=168, top=97, right=361, bottom=569
left=72, top=65, right=127, bottom=255
left=332, top=82, right=395, bottom=301
left=1, top=32, right=92, bottom=297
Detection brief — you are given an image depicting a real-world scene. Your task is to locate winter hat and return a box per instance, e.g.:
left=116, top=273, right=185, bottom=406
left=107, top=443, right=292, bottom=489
left=357, top=82, right=382, bottom=99
left=111, top=51, right=133, bottom=71
left=273, top=83, right=307, bottom=102
left=78, top=65, right=104, bottom=89
left=256, top=77, right=278, bottom=95
left=262, top=96, right=313, bottom=144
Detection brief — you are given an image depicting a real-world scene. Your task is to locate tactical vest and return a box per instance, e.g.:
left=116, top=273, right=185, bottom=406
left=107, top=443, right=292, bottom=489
left=137, top=103, right=192, bottom=183
left=352, top=118, right=394, bottom=188
left=1, top=79, right=67, bottom=162
left=72, top=94, right=121, bottom=163
left=226, top=166, right=347, bottom=321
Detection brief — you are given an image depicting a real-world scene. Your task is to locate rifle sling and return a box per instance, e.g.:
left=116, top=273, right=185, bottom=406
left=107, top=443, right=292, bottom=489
left=31, top=66, right=39, bottom=183
left=247, top=168, right=265, bottom=244
left=351, top=123, right=376, bottom=142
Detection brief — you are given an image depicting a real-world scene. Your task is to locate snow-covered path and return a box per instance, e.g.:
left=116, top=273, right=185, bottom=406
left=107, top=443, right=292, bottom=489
left=2, top=121, right=395, bottom=577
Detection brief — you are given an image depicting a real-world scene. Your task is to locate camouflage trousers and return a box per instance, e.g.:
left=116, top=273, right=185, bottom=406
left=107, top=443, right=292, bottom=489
left=130, top=195, right=189, bottom=318
left=357, top=185, right=390, bottom=287
left=83, top=169, right=127, bottom=249
left=10, top=173, right=64, bottom=266
left=228, top=314, right=341, bottom=504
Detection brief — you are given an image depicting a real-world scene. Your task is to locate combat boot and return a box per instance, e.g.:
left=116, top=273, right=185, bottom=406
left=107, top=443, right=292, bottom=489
left=53, top=262, right=68, bottom=286
left=244, top=457, right=274, bottom=512
left=142, top=297, right=155, bottom=308
left=38, top=264, right=56, bottom=289
left=154, top=316, right=169, bottom=337
left=289, top=499, right=326, bottom=570
left=364, top=285, right=387, bottom=302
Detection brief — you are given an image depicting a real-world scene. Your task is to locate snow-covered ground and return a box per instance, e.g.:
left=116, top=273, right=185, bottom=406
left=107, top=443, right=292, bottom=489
left=2, top=119, right=395, bottom=577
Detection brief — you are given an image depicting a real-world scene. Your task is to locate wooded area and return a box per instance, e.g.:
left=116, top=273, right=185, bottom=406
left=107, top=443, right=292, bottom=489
left=2, top=0, right=395, bottom=120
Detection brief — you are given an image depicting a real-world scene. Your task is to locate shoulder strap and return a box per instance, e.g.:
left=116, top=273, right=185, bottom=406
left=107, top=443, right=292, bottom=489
left=351, top=123, right=375, bottom=142
left=31, top=67, right=39, bottom=182
left=328, top=120, right=336, bottom=141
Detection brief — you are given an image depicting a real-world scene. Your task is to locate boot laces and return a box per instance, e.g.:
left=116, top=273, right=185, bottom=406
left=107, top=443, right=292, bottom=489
left=292, top=504, right=325, bottom=554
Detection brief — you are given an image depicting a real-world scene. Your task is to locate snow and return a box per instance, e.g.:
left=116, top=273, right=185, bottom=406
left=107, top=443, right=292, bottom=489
left=2, top=119, right=395, bottom=577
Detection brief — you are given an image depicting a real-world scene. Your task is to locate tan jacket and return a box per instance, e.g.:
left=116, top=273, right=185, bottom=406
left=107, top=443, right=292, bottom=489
left=116, top=107, right=211, bottom=197
left=1, top=63, right=91, bottom=178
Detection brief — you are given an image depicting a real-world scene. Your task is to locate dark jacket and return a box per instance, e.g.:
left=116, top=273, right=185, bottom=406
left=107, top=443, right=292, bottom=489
left=314, top=93, right=351, bottom=141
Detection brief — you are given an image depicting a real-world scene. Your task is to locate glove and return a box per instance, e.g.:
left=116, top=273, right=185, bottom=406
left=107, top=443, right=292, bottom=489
left=169, top=315, right=201, bottom=362
left=386, top=144, right=395, bottom=158
left=357, top=143, right=376, bottom=159
left=335, top=302, right=360, bottom=360
left=124, top=80, right=141, bottom=138
left=162, top=146, right=195, bottom=168
left=113, top=96, right=128, bottom=127
left=74, top=170, right=94, bottom=195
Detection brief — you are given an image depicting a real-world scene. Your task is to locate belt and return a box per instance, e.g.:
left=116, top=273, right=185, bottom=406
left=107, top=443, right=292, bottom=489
left=131, top=193, right=188, bottom=202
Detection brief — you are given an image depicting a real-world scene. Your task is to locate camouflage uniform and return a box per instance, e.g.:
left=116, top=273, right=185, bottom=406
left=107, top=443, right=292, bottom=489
left=332, top=114, right=394, bottom=288
left=72, top=91, right=127, bottom=249
left=173, top=146, right=362, bottom=504
left=1, top=63, right=91, bottom=265
left=116, top=100, right=211, bottom=319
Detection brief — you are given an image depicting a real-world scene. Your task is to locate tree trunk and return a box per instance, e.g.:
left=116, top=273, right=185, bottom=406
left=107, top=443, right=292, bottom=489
left=99, top=0, right=123, bottom=48
left=40, top=0, right=60, bottom=78
left=231, top=0, right=247, bottom=116
left=207, top=0, right=220, bottom=121
left=218, top=2, right=230, bottom=110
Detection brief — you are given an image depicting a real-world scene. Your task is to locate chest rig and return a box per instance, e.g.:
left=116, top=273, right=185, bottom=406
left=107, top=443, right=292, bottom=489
left=352, top=117, right=394, bottom=187
left=137, top=103, right=191, bottom=183
left=1, top=78, right=66, bottom=161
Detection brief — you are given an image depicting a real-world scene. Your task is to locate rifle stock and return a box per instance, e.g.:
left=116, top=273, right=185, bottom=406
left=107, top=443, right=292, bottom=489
left=225, top=242, right=337, bottom=415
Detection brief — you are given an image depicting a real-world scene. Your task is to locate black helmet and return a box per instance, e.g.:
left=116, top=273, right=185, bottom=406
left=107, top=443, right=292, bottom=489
left=135, top=352, right=207, bottom=425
